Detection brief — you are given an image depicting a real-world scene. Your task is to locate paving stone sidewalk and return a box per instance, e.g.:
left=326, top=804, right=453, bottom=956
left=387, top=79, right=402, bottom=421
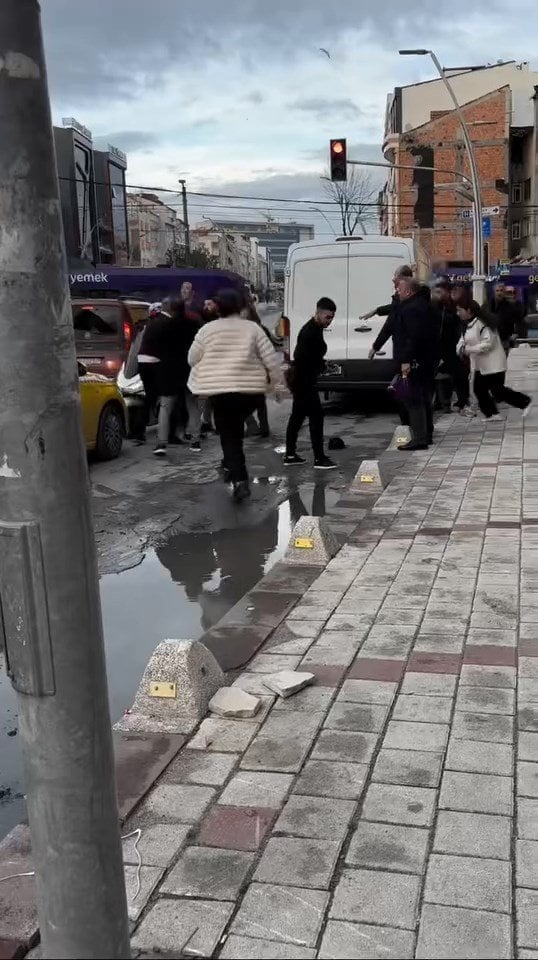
left=127, top=351, right=538, bottom=958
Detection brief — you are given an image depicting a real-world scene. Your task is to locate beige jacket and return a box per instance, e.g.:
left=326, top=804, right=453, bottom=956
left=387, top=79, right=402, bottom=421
left=188, top=315, right=282, bottom=396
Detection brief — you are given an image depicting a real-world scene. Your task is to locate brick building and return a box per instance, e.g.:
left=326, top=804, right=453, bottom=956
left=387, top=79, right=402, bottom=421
left=380, top=61, right=538, bottom=270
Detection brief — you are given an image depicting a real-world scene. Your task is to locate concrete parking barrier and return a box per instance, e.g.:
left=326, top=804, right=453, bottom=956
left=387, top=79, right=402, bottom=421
left=284, top=516, right=339, bottom=566
left=350, top=458, right=385, bottom=494
left=114, top=639, right=224, bottom=736
left=389, top=424, right=411, bottom=449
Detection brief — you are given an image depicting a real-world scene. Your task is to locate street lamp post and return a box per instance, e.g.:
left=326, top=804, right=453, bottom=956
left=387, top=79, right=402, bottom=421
left=310, top=206, right=337, bottom=237
left=399, top=49, right=485, bottom=302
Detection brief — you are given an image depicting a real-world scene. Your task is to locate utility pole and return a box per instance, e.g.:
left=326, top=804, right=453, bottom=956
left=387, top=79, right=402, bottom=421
left=0, top=3, right=130, bottom=958
left=179, top=178, right=191, bottom=257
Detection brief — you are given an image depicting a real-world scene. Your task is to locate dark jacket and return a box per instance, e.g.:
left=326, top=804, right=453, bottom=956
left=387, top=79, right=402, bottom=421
left=494, top=299, right=527, bottom=343
left=372, top=295, right=398, bottom=353
left=140, top=307, right=199, bottom=395
left=293, top=317, right=327, bottom=388
left=432, top=301, right=461, bottom=367
left=392, top=293, right=439, bottom=373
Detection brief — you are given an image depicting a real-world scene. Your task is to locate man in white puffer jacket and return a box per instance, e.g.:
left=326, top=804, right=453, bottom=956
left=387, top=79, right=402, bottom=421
left=458, top=300, right=531, bottom=421
left=188, top=288, right=282, bottom=502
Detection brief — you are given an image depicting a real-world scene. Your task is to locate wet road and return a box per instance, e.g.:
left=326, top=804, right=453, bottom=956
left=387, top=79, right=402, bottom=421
left=0, top=318, right=397, bottom=837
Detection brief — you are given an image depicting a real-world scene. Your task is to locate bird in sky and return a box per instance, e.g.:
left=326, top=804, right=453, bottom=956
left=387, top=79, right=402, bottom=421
left=319, top=47, right=331, bottom=59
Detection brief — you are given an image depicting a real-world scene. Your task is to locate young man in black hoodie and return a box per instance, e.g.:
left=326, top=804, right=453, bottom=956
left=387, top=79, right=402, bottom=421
left=284, top=296, right=337, bottom=470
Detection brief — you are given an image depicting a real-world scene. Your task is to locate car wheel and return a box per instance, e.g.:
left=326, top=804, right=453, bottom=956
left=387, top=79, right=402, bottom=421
left=95, top=403, right=124, bottom=460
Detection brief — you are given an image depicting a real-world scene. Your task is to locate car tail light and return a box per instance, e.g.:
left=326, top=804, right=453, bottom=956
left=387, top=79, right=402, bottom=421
left=123, top=320, right=132, bottom=348
left=279, top=315, right=290, bottom=362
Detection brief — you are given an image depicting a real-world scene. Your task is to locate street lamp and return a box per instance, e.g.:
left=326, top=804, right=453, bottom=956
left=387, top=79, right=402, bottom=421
left=399, top=49, right=485, bottom=302
left=310, top=206, right=337, bottom=237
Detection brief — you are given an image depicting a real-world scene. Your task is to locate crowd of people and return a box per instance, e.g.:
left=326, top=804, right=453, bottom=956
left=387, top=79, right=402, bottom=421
left=365, top=270, right=531, bottom=450
left=128, top=284, right=339, bottom=504
left=126, top=272, right=531, bottom=502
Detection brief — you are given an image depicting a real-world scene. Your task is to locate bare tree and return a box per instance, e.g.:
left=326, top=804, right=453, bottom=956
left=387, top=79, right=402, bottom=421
left=322, top=168, right=378, bottom=236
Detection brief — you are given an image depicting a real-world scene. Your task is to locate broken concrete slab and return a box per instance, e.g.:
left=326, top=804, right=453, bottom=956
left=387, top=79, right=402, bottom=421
left=209, top=687, right=261, bottom=719
left=114, top=639, right=224, bottom=734
left=263, top=670, right=315, bottom=699
left=284, top=517, right=339, bottom=567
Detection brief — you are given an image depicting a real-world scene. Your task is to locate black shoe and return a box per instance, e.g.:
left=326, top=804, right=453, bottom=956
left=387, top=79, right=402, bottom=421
left=190, top=440, right=201, bottom=452
left=232, top=480, right=251, bottom=502
left=398, top=442, right=428, bottom=451
left=314, top=456, right=337, bottom=470
left=201, top=422, right=214, bottom=435
left=153, top=444, right=167, bottom=456
left=168, top=435, right=184, bottom=445
left=284, top=453, right=307, bottom=466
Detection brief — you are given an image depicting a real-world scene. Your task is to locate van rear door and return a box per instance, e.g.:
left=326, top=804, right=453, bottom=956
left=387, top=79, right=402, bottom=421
left=289, top=243, right=348, bottom=362
left=72, top=302, right=125, bottom=378
left=347, top=244, right=413, bottom=366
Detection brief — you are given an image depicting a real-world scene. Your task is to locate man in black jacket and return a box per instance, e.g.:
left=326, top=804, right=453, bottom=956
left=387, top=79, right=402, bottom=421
left=393, top=278, right=439, bottom=451
left=431, top=280, right=470, bottom=413
left=284, top=297, right=337, bottom=469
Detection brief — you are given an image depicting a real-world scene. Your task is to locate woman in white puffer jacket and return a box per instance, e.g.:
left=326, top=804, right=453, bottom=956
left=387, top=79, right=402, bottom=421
left=457, top=300, right=531, bottom=421
left=188, top=288, right=282, bottom=502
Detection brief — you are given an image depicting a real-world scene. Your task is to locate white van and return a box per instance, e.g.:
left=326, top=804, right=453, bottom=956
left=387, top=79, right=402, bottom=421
left=283, top=235, right=425, bottom=389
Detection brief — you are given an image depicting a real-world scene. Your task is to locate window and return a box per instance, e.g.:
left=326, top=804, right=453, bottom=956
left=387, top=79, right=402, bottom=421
left=524, top=178, right=532, bottom=201
left=512, top=221, right=521, bottom=240
left=522, top=219, right=531, bottom=239
left=72, top=304, right=121, bottom=337
left=512, top=182, right=522, bottom=203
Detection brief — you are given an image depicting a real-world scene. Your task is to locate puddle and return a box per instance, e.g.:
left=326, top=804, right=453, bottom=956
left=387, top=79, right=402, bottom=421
left=0, top=479, right=340, bottom=839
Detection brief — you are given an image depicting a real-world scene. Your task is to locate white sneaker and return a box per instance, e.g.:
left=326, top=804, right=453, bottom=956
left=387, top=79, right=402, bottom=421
left=481, top=414, right=504, bottom=422
left=523, top=400, right=534, bottom=419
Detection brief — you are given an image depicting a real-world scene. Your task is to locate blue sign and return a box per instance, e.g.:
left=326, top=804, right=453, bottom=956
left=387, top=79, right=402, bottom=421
left=482, top=216, right=491, bottom=239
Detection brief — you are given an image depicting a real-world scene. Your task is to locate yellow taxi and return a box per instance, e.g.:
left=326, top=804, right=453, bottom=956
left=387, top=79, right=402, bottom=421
left=78, top=362, right=127, bottom=460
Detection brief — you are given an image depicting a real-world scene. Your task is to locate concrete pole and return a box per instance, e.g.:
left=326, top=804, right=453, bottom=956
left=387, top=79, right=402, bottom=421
left=0, top=3, right=130, bottom=957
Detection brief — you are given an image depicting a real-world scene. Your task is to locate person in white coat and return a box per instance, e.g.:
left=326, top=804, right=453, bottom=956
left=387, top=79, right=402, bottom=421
left=457, top=300, right=531, bottom=421
left=188, top=288, right=282, bottom=502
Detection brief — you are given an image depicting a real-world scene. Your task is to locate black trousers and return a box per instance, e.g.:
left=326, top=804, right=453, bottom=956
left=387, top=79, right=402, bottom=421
left=212, top=393, right=261, bottom=483
left=473, top=370, right=530, bottom=418
left=435, top=356, right=470, bottom=410
left=285, top=386, right=324, bottom=460
left=405, top=378, right=434, bottom=446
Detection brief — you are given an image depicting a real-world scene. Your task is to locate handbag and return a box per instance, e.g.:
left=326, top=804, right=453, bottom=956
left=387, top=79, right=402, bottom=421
left=388, top=373, right=421, bottom=403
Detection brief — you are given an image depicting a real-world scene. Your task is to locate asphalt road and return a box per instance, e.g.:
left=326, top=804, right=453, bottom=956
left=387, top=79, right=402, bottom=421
left=0, top=305, right=398, bottom=838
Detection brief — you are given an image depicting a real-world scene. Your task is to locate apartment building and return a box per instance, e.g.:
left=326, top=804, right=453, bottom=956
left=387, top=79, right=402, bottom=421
left=380, top=61, right=538, bottom=268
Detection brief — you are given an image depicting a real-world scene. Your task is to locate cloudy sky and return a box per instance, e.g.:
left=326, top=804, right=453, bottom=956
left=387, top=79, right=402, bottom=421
left=41, top=0, right=537, bottom=236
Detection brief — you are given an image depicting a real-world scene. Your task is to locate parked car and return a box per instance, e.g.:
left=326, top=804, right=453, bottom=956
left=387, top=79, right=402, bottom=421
left=72, top=298, right=150, bottom=379
left=79, top=362, right=126, bottom=460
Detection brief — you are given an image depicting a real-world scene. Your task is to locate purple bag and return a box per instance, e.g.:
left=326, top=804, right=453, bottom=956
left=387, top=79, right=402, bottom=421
left=388, top=374, right=420, bottom=403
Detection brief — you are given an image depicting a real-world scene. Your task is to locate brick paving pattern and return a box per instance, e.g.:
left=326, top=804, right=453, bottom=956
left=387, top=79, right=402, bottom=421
left=126, top=355, right=538, bottom=958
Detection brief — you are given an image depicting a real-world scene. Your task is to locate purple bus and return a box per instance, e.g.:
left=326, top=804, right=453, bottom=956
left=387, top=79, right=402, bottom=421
left=68, top=265, right=249, bottom=304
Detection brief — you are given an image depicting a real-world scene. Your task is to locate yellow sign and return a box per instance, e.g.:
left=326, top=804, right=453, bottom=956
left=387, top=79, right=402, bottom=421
left=294, top=537, right=314, bottom=549
left=396, top=437, right=408, bottom=444
left=360, top=475, right=374, bottom=483
left=149, top=682, right=177, bottom=699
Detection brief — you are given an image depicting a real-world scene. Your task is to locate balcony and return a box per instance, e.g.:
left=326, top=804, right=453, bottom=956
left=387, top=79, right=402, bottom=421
left=382, top=131, right=399, bottom=163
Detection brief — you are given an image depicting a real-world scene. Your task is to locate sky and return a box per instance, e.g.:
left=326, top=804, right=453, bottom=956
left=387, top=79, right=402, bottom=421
left=41, top=0, right=538, bottom=238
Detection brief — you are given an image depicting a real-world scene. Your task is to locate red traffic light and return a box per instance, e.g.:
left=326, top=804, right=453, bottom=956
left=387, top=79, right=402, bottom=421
left=330, top=138, right=347, bottom=181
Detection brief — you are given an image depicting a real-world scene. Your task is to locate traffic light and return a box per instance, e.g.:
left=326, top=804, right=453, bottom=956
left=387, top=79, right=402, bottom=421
left=330, top=138, right=347, bottom=181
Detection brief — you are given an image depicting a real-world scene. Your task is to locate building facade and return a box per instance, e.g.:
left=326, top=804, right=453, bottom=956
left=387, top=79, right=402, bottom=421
left=127, top=193, right=185, bottom=267
left=54, top=118, right=130, bottom=268
left=380, top=61, right=538, bottom=268
left=212, top=219, right=314, bottom=283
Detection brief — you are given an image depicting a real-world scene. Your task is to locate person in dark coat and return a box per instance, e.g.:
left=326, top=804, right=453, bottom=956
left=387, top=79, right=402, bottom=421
left=431, top=280, right=470, bottom=413
left=138, top=297, right=197, bottom=456
left=392, top=277, right=439, bottom=451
